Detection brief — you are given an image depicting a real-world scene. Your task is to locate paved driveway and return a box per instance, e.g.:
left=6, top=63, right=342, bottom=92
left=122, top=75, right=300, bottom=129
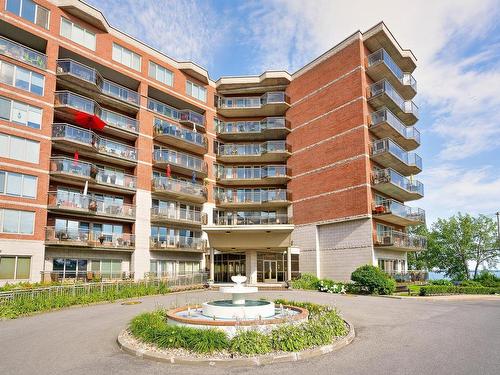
left=0, top=290, right=499, bottom=375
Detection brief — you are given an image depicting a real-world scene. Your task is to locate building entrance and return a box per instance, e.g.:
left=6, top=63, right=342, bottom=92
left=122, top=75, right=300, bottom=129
left=214, top=253, right=245, bottom=283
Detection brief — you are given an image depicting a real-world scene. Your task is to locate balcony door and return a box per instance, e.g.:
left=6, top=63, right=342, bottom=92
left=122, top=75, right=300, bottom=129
left=263, top=260, right=277, bottom=283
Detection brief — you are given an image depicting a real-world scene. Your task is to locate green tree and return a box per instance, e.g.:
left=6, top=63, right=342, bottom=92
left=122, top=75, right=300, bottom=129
left=407, top=225, right=435, bottom=270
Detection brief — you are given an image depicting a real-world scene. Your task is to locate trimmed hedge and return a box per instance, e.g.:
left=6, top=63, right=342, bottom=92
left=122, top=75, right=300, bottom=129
left=419, top=285, right=500, bottom=296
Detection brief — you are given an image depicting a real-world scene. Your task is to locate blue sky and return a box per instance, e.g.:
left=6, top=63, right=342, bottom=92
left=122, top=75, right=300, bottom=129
left=87, top=0, right=500, bottom=225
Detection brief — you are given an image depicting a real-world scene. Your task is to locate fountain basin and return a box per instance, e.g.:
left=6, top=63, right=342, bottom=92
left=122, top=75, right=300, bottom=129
left=203, top=299, right=275, bottom=319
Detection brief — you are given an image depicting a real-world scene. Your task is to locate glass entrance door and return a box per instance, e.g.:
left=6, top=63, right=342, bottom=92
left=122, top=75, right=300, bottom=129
left=263, top=260, right=277, bottom=282
left=228, top=260, right=243, bottom=278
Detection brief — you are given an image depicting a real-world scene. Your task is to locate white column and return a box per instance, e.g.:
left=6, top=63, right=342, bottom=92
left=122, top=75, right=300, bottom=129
left=315, top=225, right=321, bottom=279
left=131, top=189, right=152, bottom=280
left=209, top=247, right=215, bottom=281
left=245, top=250, right=258, bottom=284
left=287, top=247, right=292, bottom=281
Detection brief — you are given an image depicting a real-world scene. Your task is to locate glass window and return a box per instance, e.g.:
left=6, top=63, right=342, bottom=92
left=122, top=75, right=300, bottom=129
left=20, top=0, right=36, bottom=22
left=35, top=5, right=49, bottom=28
left=27, top=106, right=42, bottom=128
left=60, top=17, right=95, bottom=50
left=0, top=209, right=34, bottom=234
left=15, top=66, right=30, bottom=91
left=61, top=17, right=72, bottom=38
left=0, top=96, right=42, bottom=129
left=186, top=81, right=207, bottom=102
left=0, top=171, right=4, bottom=193
left=0, top=257, right=15, bottom=279
left=6, top=0, right=21, bottom=15
left=6, top=172, right=22, bottom=196
left=16, top=257, right=30, bottom=279
left=0, top=171, right=37, bottom=198
left=112, top=43, right=141, bottom=71
left=0, top=61, right=14, bottom=85
left=2, top=209, right=19, bottom=233
left=5, top=0, right=49, bottom=29
left=149, top=61, right=173, bottom=86
left=0, top=97, right=11, bottom=120
left=12, top=101, right=28, bottom=124
left=30, top=72, right=44, bottom=95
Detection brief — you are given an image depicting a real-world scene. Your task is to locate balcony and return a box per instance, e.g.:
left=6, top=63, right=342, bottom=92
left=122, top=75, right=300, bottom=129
left=215, top=189, right=291, bottom=208
left=150, top=207, right=202, bottom=227
left=367, top=49, right=417, bottom=99
left=178, top=109, right=205, bottom=130
left=371, top=138, right=422, bottom=176
left=45, top=227, right=135, bottom=252
left=49, top=157, right=137, bottom=194
left=152, top=149, right=208, bottom=177
left=372, top=199, right=425, bottom=226
left=370, top=108, right=420, bottom=150
left=216, top=141, right=291, bottom=163
left=212, top=213, right=292, bottom=226
left=150, top=235, right=206, bottom=252
left=54, top=91, right=139, bottom=139
left=367, top=80, right=418, bottom=125
left=153, top=118, right=208, bottom=154
left=51, top=123, right=137, bottom=167
left=217, top=92, right=290, bottom=117
left=0, top=35, right=47, bottom=69
left=151, top=177, right=207, bottom=204
left=216, top=117, right=290, bottom=141
left=374, top=230, right=427, bottom=252
left=216, top=165, right=291, bottom=186
left=147, top=98, right=205, bottom=132
left=47, top=191, right=136, bottom=222
left=56, top=59, right=140, bottom=113
left=371, top=168, right=423, bottom=202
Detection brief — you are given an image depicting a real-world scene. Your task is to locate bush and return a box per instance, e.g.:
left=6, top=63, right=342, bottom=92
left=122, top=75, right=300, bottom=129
left=351, top=265, right=396, bottom=295
left=474, top=271, right=500, bottom=287
left=317, top=279, right=347, bottom=294
left=429, top=279, right=453, bottom=286
left=419, top=285, right=500, bottom=296
left=184, top=328, right=229, bottom=353
left=290, top=273, right=319, bottom=290
left=459, top=280, right=481, bottom=287
left=230, top=330, right=271, bottom=355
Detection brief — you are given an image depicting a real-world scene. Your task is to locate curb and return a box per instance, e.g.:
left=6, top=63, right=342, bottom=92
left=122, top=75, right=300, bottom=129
left=117, top=320, right=355, bottom=367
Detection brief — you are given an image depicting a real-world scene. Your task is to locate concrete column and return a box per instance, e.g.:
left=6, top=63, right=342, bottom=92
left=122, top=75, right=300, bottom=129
left=209, top=247, right=215, bottom=281
left=287, top=247, right=292, bottom=281
left=315, top=225, right=321, bottom=279
left=245, top=250, right=258, bottom=284
left=131, top=189, right=152, bottom=280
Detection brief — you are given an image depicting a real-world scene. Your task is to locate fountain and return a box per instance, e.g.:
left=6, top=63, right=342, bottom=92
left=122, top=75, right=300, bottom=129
left=166, top=275, right=308, bottom=337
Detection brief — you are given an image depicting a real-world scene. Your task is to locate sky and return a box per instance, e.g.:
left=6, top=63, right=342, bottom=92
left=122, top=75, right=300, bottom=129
left=87, top=0, right=500, bottom=226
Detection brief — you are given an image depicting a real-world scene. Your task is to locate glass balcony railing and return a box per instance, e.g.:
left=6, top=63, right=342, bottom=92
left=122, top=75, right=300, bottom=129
left=217, top=141, right=290, bottom=156
left=368, top=80, right=419, bottom=117
left=375, top=230, right=427, bottom=250
left=100, top=109, right=139, bottom=133
left=371, top=138, right=422, bottom=170
left=0, top=36, right=47, bottom=69
left=101, top=78, right=140, bottom=106
left=154, top=118, right=207, bottom=148
left=262, top=92, right=289, bottom=104
left=45, top=226, right=135, bottom=249
left=152, top=149, right=207, bottom=174
left=215, top=189, right=289, bottom=204
left=371, top=108, right=420, bottom=144
left=265, top=140, right=289, bottom=153
left=151, top=207, right=202, bottom=224
left=216, top=117, right=288, bottom=135
left=51, top=123, right=137, bottom=161
left=373, top=199, right=425, bottom=223
left=152, top=177, right=207, bottom=199
left=54, top=91, right=96, bottom=114
left=367, top=49, right=417, bottom=91
left=179, top=109, right=205, bottom=128
left=147, top=97, right=180, bottom=121
left=372, top=168, right=424, bottom=196
left=218, top=92, right=289, bottom=109
left=50, top=157, right=92, bottom=179
left=216, top=165, right=289, bottom=180
left=48, top=191, right=136, bottom=219
left=213, top=212, right=292, bottom=225
left=150, top=234, right=205, bottom=251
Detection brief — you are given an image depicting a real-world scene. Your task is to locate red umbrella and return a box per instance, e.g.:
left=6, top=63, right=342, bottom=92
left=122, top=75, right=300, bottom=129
left=73, top=111, right=106, bottom=131
left=166, top=164, right=171, bottom=178
left=73, top=150, right=79, bottom=165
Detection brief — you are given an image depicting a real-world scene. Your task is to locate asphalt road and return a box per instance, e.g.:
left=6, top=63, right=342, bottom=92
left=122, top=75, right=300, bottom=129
left=0, top=290, right=499, bottom=375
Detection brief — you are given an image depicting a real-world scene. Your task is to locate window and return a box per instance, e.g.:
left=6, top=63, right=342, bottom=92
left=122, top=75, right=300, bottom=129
left=0, top=133, right=40, bottom=163
left=0, top=256, right=31, bottom=279
left=0, top=96, right=42, bottom=129
left=186, top=81, right=207, bottom=102
left=5, top=0, right=49, bottom=29
left=112, top=43, right=141, bottom=71
left=149, top=61, right=173, bottom=86
left=90, top=259, right=121, bottom=278
left=0, top=208, right=35, bottom=234
left=60, top=17, right=96, bottom=50
left=0, top=61, right=44, bottom=95
left=0, top=170, right=37, bottom=198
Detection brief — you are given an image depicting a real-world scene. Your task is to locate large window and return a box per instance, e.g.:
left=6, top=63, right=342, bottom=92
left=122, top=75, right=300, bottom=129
left=91, top=259, right=122, bottom=278
left=0, top=170, right=37, bottom=198
left=60, top=17, right=96, bottom=51
left=148, top=61, right=173, bottom=86
left=112, top=43, right=141, bottom=71
left=0, top=60, right=44, bottom=95
left=0, top=208, right=35, bottom=234
left=0, top=256, right=31, bottom=279
left=0, top=133, right=40, bottom=163
left=186, top=80, right=207, bottom=102
left=0, top=96, right=42, bottom=129
left=5, top=0, right=49, bottom=29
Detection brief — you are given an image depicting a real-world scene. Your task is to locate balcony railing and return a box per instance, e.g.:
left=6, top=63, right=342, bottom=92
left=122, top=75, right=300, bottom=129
left=152, top=177, right=207, bottom=199
left=218, top=92, right=289, bottom=109
left=368, top=80, right=419, bottom=117
left=216, top=117, right=288, bottom=135
left=45, top=227, right=135, bottom=249
left=0, top=35, right=47, bottom=69
left=217, top=165, right=289, bottom=180
left=217, top=141, right=290, bottom=156
left=373, top=199, right=425, bottom=223
left=100, top=109, right=139, bottom=133
left=152, top=149, right=207, bottom=174
left=147, top=98, right=204, bottom=129
left=215, top=189, right=289, bottom=204
left=371, top=108, right=420, bottom=144
left=49, top=157, right=137, bottom=189
left=56, top=59, right=140, bottom=106
left=372, top=168, right=424, bottom=196
left=375, top=230, right=427, bottom=251
left=367, top=49, right=417, bottom=91
left=213, top=213, right=292, bottom=225
left=52, top=123, right=137, bottom=161
left=48, top=191, right=136, bottom=219
left=153, top=118, right=207, bottom=148
left=371, top=138, right=422, bottom=170
left=179, top=109, right=205, bottom=128
left=150, top=235, right=205, bottom=251
left=151, top=207, right=202, bottom=224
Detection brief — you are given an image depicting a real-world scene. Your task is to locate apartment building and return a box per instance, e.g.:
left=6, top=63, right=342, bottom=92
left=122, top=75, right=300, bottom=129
left=0, top=0, right=425, bottom=285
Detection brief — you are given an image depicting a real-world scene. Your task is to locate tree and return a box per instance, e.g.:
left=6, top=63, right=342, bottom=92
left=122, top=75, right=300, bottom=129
left=407, top=225, right=434, bottom=270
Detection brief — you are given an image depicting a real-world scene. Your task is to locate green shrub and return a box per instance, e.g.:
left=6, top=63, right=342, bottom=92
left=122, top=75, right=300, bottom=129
left=230, top=330, right=272, bottom=355
left=474, top=271, right=500, bottom=287
left=429, top=279, right=453, bottom=286
left=184, top=328, right=229, bottom=353
left=290, top=273, right=320, bottom=290
left=270, top=323, right=310, bottom=351
left=459, top=280, right=482, bottom=287
left=351, top=265, right=396, bottom=295
left=419, top=285, right=500, bottom=296
left=129, top=311, right=167, bottom=342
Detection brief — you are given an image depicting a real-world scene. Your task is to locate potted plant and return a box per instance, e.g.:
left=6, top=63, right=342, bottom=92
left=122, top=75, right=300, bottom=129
left=98, top=234, right=105, bottom=245
left=110, top=174, right=116, bottom=184
left=90, top=164, right=98, bottom=179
